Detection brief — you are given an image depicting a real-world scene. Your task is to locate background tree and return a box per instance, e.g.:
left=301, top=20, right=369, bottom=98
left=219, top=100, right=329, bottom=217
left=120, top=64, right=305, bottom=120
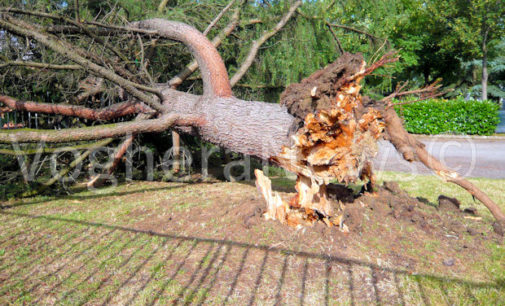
left=427, top=0, right=505, bottom=100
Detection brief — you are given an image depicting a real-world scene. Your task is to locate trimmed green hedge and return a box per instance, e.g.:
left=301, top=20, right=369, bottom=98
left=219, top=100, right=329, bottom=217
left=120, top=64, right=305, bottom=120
left=394, top=97, right=500, bottom=135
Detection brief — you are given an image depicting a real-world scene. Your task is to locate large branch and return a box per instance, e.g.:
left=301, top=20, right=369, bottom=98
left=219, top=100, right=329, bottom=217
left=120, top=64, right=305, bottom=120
left=383, top=108, right=505, bottom=222
left=0, top=95, right=153, bottom=120
left=0, top=114, right=200, bottom=143
left=229, top=0, right=302, bottom=86
left=133, top=19, right=232, bottom=97
left=168, top=1, right=243, bottom=89
left=93, top=5, right=244, bottom=185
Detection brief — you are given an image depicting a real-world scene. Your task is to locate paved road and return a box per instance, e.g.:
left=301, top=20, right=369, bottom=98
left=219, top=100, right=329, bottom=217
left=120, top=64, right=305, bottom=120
left=373, top=137, right=505, bottom=179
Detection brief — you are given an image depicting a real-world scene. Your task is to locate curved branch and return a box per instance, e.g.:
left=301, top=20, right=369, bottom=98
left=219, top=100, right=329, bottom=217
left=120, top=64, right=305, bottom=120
left=133, top=19, right=232, bottom=97
left=383, top=108, right=505, bottom=222
left=168, top=1, right=243, bottom=89
left=0, top=114, right=201, bottom=144
left=0, top=95, right=153, bottom=121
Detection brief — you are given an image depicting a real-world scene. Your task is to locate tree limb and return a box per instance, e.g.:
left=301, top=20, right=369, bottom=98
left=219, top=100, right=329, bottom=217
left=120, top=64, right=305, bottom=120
left=168, top=0, right=243, bottom=88
left=0, top=15, right=166, bottom=113
left=0, top=95, right=153, bottom=120
left=0, top=113, right=200, bottom=143
left=383, top=108, right=505, bottom=222
left=133, top=19, right=233, bottom=97
left=0, top=61, right=82, bottom=70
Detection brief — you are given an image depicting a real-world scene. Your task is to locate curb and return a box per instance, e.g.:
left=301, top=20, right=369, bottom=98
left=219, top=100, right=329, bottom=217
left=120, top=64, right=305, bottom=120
left=412, top=134, right=505, bottom=141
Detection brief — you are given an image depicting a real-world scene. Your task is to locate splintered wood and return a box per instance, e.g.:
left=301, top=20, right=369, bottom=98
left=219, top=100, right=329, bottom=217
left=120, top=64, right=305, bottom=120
left=255, top=54, right=384, bottom=229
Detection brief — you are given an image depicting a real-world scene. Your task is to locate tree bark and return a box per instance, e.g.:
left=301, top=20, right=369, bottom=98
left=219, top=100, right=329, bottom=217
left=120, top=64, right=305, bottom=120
left=481, top=38, right=488, bottom=101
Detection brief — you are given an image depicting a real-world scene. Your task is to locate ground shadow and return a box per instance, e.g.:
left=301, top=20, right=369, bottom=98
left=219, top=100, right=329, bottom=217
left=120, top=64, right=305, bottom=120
left=0, top=210, right=502, bottom=304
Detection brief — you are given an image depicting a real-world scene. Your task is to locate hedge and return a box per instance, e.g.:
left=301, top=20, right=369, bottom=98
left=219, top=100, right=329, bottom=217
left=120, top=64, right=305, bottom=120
left=393, top=97, right=500, bottom=135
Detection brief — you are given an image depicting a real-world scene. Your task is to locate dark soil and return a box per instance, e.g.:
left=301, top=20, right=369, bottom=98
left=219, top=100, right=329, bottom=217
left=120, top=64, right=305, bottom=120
left=280, top=52, right=365, bottom=127
left=133, top=180, right=502, bottom=284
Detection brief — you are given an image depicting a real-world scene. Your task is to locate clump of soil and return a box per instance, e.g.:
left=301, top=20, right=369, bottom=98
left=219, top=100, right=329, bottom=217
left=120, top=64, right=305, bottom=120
left=280, top=52, right=365, bottom=126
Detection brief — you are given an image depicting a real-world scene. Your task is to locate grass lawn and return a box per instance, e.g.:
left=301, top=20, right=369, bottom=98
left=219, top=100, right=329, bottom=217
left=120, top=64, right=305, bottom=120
left=0, top=171, right=504, bottom=304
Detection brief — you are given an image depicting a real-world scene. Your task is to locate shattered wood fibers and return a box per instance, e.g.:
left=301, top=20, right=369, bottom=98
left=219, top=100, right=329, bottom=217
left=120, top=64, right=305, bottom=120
left=256, top=54, right=384, bottom=229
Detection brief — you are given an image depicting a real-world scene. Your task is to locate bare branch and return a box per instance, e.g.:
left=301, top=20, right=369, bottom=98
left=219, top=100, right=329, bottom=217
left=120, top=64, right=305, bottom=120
left=168, top=1, right=243, bottom=88
left=0, top=61, right=82, bottom=70
left=133, top=19, right=233, bottom=97
left=230, top=0, right=302, bottom=86
left=383, top=108, right=505, bottom=222
left=0, top=95, right=154, bottom=120
left=382, top=80, right=445, bottom=106
left=203, top=0, right=236, bottom=36
left=326, top=23, right=344, bottom=54
left=0, top=16, right=166, bottom=112
left=0, top=113, right=201, bottom=143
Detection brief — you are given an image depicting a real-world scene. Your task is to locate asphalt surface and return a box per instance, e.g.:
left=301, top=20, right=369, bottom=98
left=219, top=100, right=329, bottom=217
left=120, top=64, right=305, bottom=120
left=373, top=137, right=505, bottom=179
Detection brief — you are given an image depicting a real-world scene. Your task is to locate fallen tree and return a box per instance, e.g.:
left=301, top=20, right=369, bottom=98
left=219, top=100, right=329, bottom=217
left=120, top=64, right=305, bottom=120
left=0, top=12, right=504, bottom=231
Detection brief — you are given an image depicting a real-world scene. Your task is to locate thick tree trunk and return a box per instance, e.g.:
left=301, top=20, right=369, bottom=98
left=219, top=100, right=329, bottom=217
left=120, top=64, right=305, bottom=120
left=482, top=44, right=488, bottom=101
left=162, top=88, right=296, bottom=160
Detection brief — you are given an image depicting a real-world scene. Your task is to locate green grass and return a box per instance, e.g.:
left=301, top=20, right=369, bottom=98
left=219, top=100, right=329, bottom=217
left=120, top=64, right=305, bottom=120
left=376, top=171, right=505, bottom=220
left=0, top=173, right=504, bottom=304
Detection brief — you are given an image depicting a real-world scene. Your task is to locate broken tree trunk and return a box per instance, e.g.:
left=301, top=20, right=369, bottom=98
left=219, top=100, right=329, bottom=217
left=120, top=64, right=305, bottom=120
left=1, top=17, right=504, bottom=230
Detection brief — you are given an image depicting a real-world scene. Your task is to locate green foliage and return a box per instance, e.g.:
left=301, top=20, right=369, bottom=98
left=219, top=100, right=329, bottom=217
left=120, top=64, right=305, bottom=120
left=394, top=97, right=500, bottom=135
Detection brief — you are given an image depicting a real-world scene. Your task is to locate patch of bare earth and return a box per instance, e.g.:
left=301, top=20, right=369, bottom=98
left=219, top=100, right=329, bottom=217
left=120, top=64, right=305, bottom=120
left=128, top=180, right=502, bottom=304
left=1, top=180, right=502, bottom=304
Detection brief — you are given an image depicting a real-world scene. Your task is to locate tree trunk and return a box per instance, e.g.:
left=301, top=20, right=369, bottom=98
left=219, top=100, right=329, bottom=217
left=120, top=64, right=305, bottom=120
left=481, top=28, right=489, bottom=101
left=1, top=17, right=504, bottom=230
left=481, top=43, right=488, bottom=101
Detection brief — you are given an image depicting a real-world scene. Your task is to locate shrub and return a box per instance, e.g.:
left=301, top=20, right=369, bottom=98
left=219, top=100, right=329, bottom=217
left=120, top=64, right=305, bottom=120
left=393, top=97, right=500, bottom=135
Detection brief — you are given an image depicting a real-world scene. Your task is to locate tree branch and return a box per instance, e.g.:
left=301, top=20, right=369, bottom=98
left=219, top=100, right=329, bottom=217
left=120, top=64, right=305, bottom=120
left=1, top=8, right=131, bottom=63
left=0, top=113, right=200, bottom=143
left=383, top=108, right=505, bottom=222
left=168, top=1, right=243, bottom=88
left=133, top=19, right=233, bottom=97
left=203, top=0, right=236, bottom=36
left=0, top=95, right=153, bottom=120
left=0, top=141, right=114, bottom=156
left=0, top=15, right=166, bottom=113
left=296, top=7, right=387, bottom=46
left=229, top=0, right=302, bottom=86
left=0, top=61, right=82, bottom=70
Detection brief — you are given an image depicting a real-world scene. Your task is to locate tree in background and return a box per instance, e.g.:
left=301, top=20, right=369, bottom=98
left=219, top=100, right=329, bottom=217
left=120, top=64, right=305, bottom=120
left=427, top=0, right=505, bottom=100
